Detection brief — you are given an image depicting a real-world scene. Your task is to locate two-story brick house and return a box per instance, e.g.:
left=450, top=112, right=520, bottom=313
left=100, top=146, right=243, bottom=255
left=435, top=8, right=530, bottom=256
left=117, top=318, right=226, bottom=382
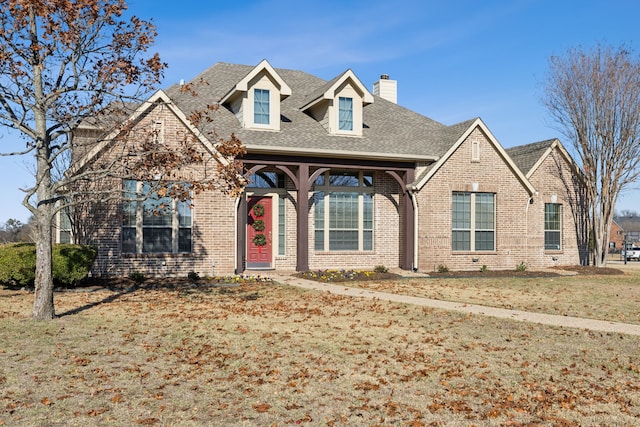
left=69, top=60, right=587, bottom=276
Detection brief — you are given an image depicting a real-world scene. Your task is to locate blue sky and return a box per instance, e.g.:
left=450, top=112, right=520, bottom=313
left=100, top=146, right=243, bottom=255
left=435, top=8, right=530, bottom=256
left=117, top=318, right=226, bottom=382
left=0, top=0, right=638, bottom=224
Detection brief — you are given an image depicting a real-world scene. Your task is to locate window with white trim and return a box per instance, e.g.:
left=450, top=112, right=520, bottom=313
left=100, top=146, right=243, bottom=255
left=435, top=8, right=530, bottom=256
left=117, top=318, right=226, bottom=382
left=58, top=206, right=73, bottom=244
left=314, top=171, right=373, bottom=251
left=122, top=180, right=192, bottom=254
left=254, top=88, right=270, bottom=125
left=338, top=97, right=353, bottom=131
left=544, top=203, right=562, bottom=250
left=452, top=192, right=495, bottom=251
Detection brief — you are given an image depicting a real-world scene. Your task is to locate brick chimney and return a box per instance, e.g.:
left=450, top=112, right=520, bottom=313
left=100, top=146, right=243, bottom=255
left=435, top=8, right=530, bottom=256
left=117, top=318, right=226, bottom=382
left=373, top=74, right=397, bottom=104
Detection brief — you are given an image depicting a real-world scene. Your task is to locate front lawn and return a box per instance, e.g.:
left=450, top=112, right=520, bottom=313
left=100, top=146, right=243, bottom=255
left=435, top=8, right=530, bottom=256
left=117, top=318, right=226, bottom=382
left=1, top=275, right=639, bottom=425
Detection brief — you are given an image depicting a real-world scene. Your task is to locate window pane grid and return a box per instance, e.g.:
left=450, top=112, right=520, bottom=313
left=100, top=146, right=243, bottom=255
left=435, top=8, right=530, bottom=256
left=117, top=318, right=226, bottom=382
left=278, top=197, right=286, bottom=256
left=338, top=97, right=353, bottom=131
left=314, top=172, right=373, bottom=251
left=122, top=180, right=192, bottom=254
left=452, top=192, right=494, bottom=251
left=254, top=88, right=270, bottom=124
left=544, top=203, right=562, bottom=250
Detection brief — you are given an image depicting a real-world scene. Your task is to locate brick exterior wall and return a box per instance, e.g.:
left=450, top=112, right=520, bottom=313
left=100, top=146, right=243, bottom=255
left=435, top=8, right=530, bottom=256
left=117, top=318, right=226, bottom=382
left=82, top=102, right=240, bottom=278
left=78, top=104, right=585, bottom=277
left=526, top=150, right=587, bottom=267
left=80, top=103, right=409, bottom=277
left=416, top=128, right=532, bottom=272
left=609, top=221, right=624, bottom=251
left=414, top=128, right=583, bottom=272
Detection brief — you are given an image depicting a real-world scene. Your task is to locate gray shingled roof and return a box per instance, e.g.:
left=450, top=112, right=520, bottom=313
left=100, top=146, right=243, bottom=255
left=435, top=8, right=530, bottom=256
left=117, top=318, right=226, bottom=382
left=506, top=139, right=556, bottom=176
left=165, top=62, right=473, bottom=161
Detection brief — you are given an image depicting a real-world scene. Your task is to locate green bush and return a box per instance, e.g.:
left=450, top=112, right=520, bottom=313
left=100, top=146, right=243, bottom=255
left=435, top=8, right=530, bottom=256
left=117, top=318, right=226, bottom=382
left=53, top=244, right=98, bottom=287
left=437, top=264, right=449, bottom=273
left=0, top=243, right=37, bottom=286
left=373, top=265, right=388, bottom=273
left=0, top=243, right=97, bottom=287
left=516, top=262, right=527, bottom=272
left=128, top=271, right=146, bottom=284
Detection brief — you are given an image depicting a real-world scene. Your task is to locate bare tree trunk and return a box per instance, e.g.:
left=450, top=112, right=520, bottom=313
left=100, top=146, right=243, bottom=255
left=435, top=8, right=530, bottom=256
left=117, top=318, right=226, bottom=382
left=31, top=39, right=56, bottom=320
left=32, top=205, right=55, bottom=320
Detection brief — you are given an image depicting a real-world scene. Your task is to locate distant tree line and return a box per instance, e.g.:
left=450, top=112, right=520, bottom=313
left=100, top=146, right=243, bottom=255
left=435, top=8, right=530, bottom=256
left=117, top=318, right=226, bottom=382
left=0, top=218, right=33, bottom=244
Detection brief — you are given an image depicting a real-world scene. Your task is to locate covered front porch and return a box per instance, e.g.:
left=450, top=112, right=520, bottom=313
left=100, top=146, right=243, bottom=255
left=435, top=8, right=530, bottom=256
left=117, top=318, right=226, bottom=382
left=235, top=154, right=417, bottom=273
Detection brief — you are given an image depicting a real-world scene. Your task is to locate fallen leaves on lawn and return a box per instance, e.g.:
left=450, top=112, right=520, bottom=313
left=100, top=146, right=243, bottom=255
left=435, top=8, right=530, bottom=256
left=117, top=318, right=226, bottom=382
left=1, top=279, right=639, bottom=425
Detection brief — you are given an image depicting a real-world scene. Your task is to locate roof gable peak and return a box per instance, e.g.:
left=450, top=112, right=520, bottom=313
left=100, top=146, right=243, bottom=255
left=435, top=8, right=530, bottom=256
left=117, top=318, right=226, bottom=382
left=220, top=59, right=292, bottom=105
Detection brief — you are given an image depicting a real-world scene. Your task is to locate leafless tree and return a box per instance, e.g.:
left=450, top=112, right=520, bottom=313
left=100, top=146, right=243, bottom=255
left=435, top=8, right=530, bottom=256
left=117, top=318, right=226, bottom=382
left=543, top=44, right=640, bottom=267
left=0, top=1, right=244, bottom=320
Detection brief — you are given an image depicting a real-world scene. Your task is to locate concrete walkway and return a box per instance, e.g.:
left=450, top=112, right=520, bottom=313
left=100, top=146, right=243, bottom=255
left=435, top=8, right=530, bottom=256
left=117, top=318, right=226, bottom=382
left=272, top=274, right=640, bottom=337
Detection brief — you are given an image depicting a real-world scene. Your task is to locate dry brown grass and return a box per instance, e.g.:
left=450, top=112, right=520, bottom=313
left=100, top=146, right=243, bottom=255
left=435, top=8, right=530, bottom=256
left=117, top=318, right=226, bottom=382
left=1, top=275, right=640, bottom=426
left=353, top=269, right=640, bottom=324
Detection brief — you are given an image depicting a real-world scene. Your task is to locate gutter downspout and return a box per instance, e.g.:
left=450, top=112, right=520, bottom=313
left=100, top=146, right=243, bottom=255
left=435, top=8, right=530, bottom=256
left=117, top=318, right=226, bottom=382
left=407, top=184, right=419, bottom=271
left=525, top=193, right=536, bottom=268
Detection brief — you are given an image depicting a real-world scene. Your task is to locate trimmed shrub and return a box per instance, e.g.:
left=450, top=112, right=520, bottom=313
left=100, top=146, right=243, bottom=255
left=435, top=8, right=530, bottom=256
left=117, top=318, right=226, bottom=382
left=0, top=243, right=97, bottom=287
left=0, top=243, right=37, bottom=286
left=52, top=244, right=98, bottom=287
left=374, top=265, right=388, bottom=273
left=128, top=271, right=146, bottom=284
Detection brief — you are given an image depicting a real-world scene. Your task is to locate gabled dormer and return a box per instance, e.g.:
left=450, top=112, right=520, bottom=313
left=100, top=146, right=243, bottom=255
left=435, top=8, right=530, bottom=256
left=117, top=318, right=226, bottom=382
left=300, top=69, right=374, bottom=137
left=220, top=59, right=292, bottom=131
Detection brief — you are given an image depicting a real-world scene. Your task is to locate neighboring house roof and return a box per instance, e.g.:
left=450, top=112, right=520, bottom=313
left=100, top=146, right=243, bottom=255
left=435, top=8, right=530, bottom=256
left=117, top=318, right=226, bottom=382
left=166, top=62, right=451, bottom=162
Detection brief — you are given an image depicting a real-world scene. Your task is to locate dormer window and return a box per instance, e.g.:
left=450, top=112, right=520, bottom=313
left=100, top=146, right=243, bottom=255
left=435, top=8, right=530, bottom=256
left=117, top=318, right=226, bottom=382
left=219, top=59, right=292, bottom=132
left=254, top=89, right=270, bottom=125
left=338, top=97, right=353, bottom=131
left=300, top=69, right=373, bottom=137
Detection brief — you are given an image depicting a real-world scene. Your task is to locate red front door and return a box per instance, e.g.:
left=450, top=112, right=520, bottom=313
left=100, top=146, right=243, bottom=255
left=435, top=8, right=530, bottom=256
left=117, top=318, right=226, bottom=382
left=247, top=196, right=273, bottom=268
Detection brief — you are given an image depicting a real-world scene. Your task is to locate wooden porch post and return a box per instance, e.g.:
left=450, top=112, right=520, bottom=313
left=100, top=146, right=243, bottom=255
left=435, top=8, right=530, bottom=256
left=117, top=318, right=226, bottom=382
left=402, top=170, right=415, bottom=270
left=236, top=195, right=247, bottom=274
left=296, top=164, right=310, bottom=271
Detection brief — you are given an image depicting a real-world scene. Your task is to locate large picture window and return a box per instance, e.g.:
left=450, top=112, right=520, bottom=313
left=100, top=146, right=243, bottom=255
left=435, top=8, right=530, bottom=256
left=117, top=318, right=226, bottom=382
left=452, top=192, right=495, bottom=251
left=314, top=171, right=373, bottom=251
left=544, top=203, right=562, bottom=250
left=122, top=180, right=192, bottom=254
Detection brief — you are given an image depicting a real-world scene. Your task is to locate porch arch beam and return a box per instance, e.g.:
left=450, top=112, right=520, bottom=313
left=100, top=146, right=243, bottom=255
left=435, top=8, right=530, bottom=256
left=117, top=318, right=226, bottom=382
left=275, top=165, right=299, bottom=189
left=245, top=164, right=268, bottom=178
left=308, top=167, right=330, bottom=186
left=385, top=170, right=408, bottom=193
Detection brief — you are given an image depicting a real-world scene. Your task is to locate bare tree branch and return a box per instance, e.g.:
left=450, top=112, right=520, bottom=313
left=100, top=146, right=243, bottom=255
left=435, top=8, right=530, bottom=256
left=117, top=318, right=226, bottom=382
left=543, top=43, right=640, bottom=266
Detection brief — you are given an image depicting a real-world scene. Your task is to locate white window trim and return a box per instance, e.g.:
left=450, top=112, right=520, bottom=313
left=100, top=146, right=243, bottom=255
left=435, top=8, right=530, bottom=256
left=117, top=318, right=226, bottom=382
left=253, top=88, right=270, bottom=127
left=452, top=192, right=496, bottom=252
left=544, top=203, right=563, bottom=251
left=314, top=171, right=374, bottom=252
left=123, top=181, right=192, bottom=254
